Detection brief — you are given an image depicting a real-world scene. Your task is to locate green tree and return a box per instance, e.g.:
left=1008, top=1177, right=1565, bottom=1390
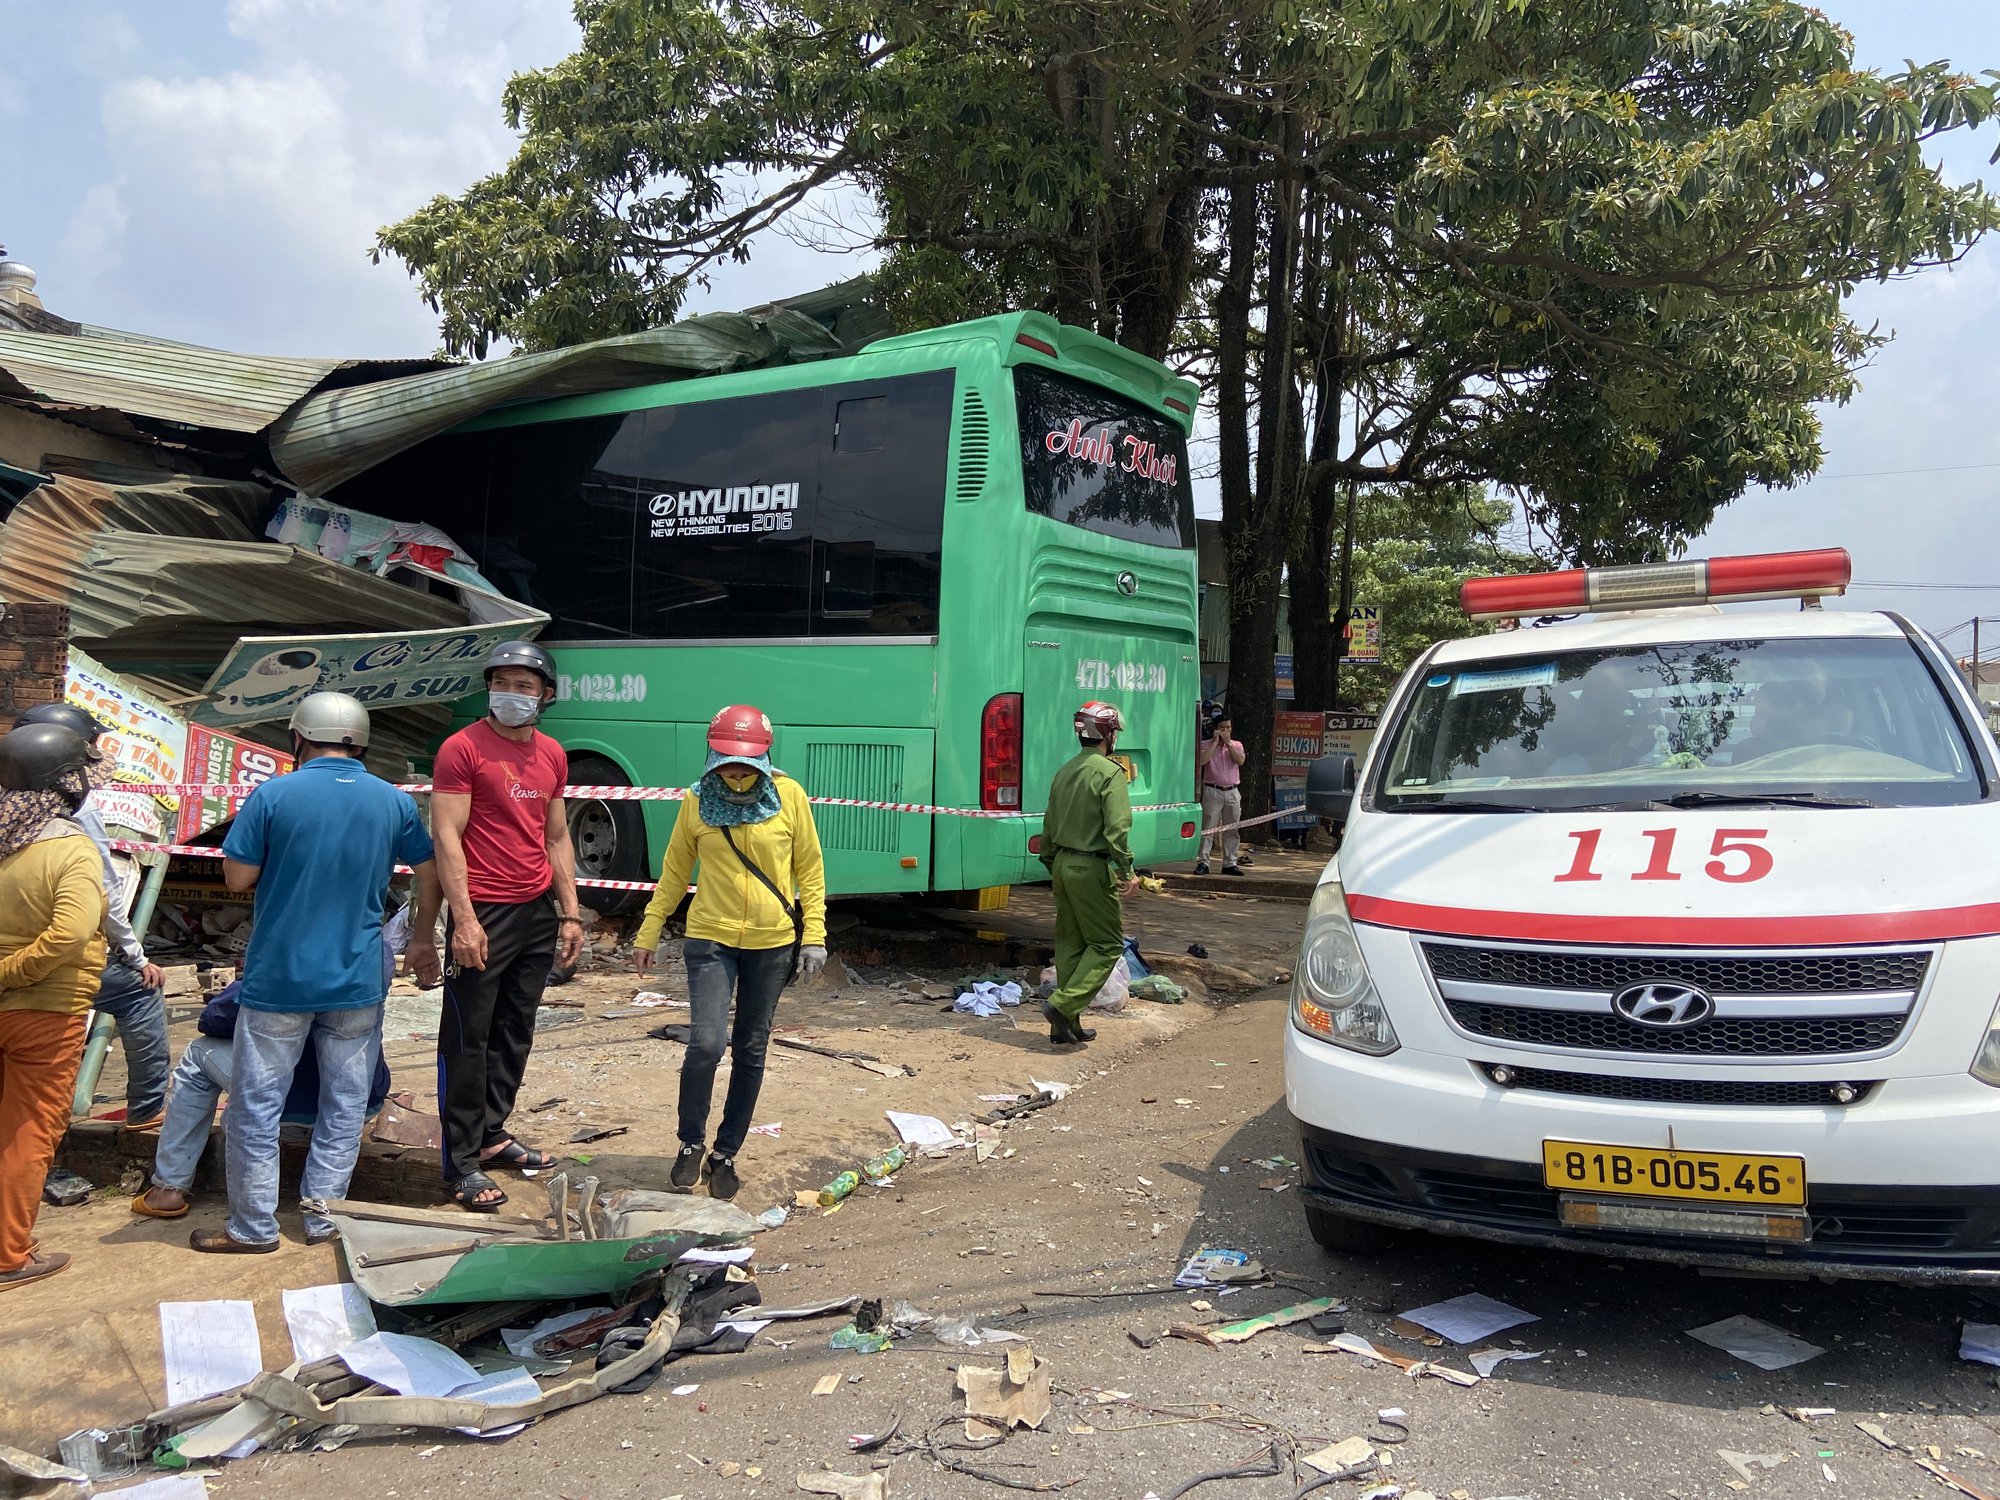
left=379, top=0, right=2000, bottom=821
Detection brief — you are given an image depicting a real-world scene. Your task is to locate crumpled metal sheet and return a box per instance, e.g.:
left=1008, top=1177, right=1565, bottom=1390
left=0, top=467, right=468, bottom=669
left=0, top=327, right=438, bottom=434
left=267, top=306, right=853, bottom=494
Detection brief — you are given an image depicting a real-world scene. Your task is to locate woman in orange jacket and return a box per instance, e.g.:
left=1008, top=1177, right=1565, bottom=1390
left=0, top=724, right=109, bottom=1291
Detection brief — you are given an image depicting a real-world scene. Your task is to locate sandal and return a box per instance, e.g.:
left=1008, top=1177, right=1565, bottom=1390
left=0, top=1250, right=70, bottom=1291
left=131, top=1188, right=189, bottom=1220
left=451, top=1172, right=508, bottom=1213
left=482, top=1139, right=557, bottom=1172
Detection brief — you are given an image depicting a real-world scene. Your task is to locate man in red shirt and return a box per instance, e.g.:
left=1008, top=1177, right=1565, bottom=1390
left=431, top=641, right=582, bottom=1211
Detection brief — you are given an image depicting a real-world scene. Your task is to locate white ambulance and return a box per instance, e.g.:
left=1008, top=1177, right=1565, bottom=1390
left=1286, top=548, right=2000, bottom=1280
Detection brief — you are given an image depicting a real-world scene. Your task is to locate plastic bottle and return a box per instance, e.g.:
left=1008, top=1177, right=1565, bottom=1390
left=818, top=1169, right=861, bottom=1207
left=863, top=1145, right=908, bottom=1181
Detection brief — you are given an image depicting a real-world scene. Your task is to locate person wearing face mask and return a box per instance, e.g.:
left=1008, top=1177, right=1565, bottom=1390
left=430, top=641, right=582, bottom=1212
left=631, top=705, right=826, bottom=1202
left=0, top=724, right=108, bottom=1289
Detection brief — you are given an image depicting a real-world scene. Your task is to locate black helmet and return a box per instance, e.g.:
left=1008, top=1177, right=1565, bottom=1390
left=14, top=702, right=108, bottom=743
left=0, top=723, right=94, bottom=792
left=484, top=640, right=556, bottom=689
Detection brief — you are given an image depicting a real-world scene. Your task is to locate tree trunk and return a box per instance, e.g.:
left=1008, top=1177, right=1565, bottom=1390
left=1289, top=466, right=1341, bottom=708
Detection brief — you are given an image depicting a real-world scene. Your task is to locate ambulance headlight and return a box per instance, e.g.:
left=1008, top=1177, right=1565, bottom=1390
left=1971, top=998, right=2000, bottom=1087
left=1291, top=880, right=1397, bottom=1056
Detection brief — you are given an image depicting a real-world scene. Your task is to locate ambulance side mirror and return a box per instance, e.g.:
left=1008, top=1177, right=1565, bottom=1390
left=1304, top=753, right=1357, bottom=826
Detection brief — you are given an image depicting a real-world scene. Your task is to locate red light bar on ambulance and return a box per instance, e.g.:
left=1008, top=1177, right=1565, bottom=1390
left=1460, top=548, right=1851, bottom=622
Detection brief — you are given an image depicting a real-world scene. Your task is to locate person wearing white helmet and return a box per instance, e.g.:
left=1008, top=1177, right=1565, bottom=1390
left=1039, top=701, right=1139, bottom=1046
left=430, top=640, right=581, bottom=1213
left=192, top=692, right=440, bottom=1253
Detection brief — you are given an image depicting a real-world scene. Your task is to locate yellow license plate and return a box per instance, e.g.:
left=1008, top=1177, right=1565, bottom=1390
left=1541, top=1140, right=1806, bottom=1208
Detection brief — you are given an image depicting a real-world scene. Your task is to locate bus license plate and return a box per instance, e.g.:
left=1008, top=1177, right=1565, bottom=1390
left=1541, top=1140, right=1805, bottom=1208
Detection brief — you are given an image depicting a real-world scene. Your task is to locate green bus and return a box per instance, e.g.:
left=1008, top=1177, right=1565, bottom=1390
left=404, top=311, right=1200, bottom=901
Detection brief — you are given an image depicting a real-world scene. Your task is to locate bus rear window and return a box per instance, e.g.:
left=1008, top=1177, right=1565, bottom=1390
left=1015, top=367, right=1193, bottom=549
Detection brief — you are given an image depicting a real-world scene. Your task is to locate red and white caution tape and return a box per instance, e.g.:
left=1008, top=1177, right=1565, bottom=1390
left=118, top=781, right=1190, bottom=820
left=107, top=838, right=671, bottom=894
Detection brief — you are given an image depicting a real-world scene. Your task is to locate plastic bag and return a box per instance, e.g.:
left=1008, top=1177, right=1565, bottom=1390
left=1090, top=956, right=1130, bottom=1013
left=1130, top=974, right=1187, bottom=1005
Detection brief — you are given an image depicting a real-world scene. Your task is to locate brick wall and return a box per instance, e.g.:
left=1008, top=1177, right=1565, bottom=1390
left=0, top=601, right=69, bottom=714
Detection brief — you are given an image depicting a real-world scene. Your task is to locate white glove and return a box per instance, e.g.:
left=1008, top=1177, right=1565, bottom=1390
left=800, top=945, right=828, bottom=978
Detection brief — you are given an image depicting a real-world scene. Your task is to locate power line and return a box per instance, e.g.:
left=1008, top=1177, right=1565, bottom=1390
left=1794, top=461, right=2000, bottom=483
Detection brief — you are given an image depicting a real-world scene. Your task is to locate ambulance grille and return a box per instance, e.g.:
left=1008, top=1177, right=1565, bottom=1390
left=1422, top=938, right=1930, bottom=1061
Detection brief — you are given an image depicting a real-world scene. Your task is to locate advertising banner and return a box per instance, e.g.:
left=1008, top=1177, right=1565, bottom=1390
left=1272, top=709, right=1325, bottom=832
left=65, top=649, right=189, bottom=840
left=176, top=726, right=294, bottom=841
left=1274, top=653, right=1294, bottom=698
left=1342, top=606, right=1383, bottom=664
left=194, top=617, right=547, bottom=728
left=1324, top=710, right=1381, bottom=762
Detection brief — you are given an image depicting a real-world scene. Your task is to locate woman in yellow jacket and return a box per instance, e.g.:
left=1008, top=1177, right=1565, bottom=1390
left=0, top=724, right=108, bottom=1291
left=633, top=705, right=825, bottom=1201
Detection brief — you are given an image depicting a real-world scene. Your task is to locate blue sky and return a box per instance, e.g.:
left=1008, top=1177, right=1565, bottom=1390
left=1, top=1, right=1994, bottom=639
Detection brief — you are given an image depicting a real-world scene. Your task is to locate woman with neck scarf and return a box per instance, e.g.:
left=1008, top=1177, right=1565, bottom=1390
left=0, top=724, right=109, bottom=1290
left=632, top=705, right=826, bottom=1201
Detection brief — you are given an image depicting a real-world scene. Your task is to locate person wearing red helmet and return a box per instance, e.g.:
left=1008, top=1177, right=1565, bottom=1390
left=631, top=705, right=826, bottom=1201
left=1039, top=700, right=1138, bottom=1046
left=429, top=641, right=581, bottom=1212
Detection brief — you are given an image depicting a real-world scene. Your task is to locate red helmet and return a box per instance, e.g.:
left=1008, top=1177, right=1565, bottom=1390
left=708, top=704, right=775, bottom=758
left=1074, top=700, right=1125, bottom=741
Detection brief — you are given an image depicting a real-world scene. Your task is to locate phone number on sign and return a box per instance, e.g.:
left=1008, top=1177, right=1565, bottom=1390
left=556, top=673, right=650, bottom=704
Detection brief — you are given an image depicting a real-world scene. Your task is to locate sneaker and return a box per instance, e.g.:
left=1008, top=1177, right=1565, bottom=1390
left=1221, top=865, right=1245, bottom=876
left=1193, top=861, right=1211, bottom=875
left=707, top=1154, right=740, bottom=1201
left=671, top=1143, right=705, bottom=1190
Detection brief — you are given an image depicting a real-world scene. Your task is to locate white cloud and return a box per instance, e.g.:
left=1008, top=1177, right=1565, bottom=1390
left=59, top=180, right=128, bottom=285
left=60, top=0, right=581, bottom=354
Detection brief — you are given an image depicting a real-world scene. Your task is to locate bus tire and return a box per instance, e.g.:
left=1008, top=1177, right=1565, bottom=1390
left=1303, top=1202, right=1396, bottom=1257
left=566, top=754, right=651, bottom=916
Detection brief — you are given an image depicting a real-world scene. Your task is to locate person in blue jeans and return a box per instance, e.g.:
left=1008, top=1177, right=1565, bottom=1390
left=130, top=978, right=393, bottom=1219
left=14, top=703, right=169, bottom=1123
left=192, top=693, right=441, bottom=1253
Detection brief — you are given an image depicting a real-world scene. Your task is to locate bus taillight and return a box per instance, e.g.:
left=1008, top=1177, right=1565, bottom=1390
left=981, top=693, right=1024, bottom=811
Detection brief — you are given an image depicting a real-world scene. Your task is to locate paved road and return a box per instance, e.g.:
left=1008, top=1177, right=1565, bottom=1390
left=217, top=991, right=2000, bottom=1500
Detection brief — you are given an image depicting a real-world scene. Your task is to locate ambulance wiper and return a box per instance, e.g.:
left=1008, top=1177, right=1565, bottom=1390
left=1657, top=790, right=1876, bottom=809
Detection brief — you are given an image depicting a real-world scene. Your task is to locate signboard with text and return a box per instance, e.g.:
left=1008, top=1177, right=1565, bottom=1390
left=176, top=726, right=293, bottom=841
left=1341, top=606, right=1383, bottom=664
left=1272, top=709, right=1325, bottom=831
left=195, top=618, right=547, bottom=728
left=65, top=649, right=187, bottom=840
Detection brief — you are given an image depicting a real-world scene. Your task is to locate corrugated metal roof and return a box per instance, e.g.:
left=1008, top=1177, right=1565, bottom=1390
left=267, top=305, right=852, bottom=494
left=0, top=329, right=443, bottom=435
left=0, top=468, right=467, bottom=673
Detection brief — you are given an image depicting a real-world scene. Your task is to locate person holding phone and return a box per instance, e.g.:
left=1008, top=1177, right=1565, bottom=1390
left=1196, top=714, right=1246, bottom=876
left=631, top=705, right=826, bottom=1202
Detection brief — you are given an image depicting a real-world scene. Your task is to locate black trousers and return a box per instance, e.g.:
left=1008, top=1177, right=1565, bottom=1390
left=438, top=893, right=557, bottom=1181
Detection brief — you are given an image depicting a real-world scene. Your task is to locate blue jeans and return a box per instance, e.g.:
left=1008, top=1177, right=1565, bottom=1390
left=152, top=1036, right=231, bottom=1191
left=95, top=961, right=169, bottom=1120
left=225, top=1004, right=381, bottom=1244
left=679, top=939, right=791, bottom=1157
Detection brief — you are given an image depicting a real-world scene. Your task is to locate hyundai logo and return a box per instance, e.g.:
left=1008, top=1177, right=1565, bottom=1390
left=1116, top=570, right=1138, bottom=597
left=1611, top=982, right=1716, bottom=1029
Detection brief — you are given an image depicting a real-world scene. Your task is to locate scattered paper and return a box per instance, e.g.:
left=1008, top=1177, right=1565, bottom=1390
left=957, top=1353, right=1052, bottom=1430
left=682, top=1245, right=757, bottom=1265
left=1174, top=1247, right=1262, bottom=1288
left=160, top=1300, right=263, bottom=1405
left=631, top=991, right=686, bottom=1007
left=721, top=1319, right=773, bottom=1337
left=1960, top=1322, right=2000, bottom=1367
left=1028, top=1077, right=1072, bottom=1100
left=1208, top=1298, right=1345, bottom=1344
left=673, top=1384, right=701, bottom=1396
left=1304, top=1436, right=1375, bottom=1475
left=1468, top=1348, right=1545, bottom=1378
left=339, top=1331, right=482, bottom=1397
left=814, top=1373, right=843, bottom=1396
left=749, top=1122, right=784, bottom=1137
left=1720, top=1451, right=1788, bottom=1483
left=797, top=1472, right=888, bottom=1500
left=1398, top=1292, right=1539, bottom=1345
left=283, top=1283, right=378, bottom=1363
left=91, top=1477, right=210, bottom=1499
left=501, top=1307, right=606, bottom=1358
left=1688, top=1314, right=1826, bottom=1371
left=979, top=1094, right=1026, bottom=1103
left=885, top=1111, right=956, bottom=1148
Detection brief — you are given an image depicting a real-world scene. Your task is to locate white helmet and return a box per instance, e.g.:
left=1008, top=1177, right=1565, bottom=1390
left=288, top=691, right=370, bottom=749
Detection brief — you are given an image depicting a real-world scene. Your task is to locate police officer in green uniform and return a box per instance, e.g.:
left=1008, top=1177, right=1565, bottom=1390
left=1040, top=700, right=1138, bottom=1046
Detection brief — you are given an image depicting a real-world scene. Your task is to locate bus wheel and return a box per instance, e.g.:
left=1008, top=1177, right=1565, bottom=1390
left=567, top=755, right=651, bottom=916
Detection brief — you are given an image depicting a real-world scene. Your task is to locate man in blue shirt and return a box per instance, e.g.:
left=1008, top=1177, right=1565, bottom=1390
left=194, top=693, right=441, bottom=1253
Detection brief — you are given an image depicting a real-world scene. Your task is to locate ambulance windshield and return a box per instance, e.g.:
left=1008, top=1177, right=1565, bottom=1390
left=1375, top=636, right=1984, bottom=812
